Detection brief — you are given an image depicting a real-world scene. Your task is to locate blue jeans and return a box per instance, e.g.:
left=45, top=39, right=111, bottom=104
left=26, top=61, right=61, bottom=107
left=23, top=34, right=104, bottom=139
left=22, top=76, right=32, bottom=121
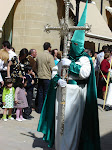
left=36, top=79, right=50, bottom=113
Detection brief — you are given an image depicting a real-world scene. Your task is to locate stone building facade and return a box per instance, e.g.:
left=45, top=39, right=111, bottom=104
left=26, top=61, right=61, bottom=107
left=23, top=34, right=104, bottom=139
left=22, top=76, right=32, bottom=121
left=0, top=0, right=111, bottom=53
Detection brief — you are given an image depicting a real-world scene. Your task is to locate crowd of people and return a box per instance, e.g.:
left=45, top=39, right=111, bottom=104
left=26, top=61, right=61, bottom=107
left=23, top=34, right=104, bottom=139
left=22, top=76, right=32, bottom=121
left=85, top=45, right=112, bottom=111
left=0, top=41, right=62, bottom=121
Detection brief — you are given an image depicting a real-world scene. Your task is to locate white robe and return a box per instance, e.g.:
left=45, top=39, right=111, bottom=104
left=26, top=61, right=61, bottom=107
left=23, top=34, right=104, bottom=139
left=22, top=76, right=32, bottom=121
left=52, top=56, right=91, bottom=150
left=106, top=70, right=112, bottom=106
left=106, top=83, right=112, bottom=106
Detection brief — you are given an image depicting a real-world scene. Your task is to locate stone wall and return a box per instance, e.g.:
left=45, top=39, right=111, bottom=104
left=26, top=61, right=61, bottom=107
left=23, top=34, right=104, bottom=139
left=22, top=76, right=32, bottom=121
left=12, top=0, right=60, bottom=54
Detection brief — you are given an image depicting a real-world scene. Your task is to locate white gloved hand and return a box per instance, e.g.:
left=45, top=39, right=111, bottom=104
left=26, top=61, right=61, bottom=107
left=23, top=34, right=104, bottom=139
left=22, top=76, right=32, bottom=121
left=61, top=58, right=71, bottom=66
left=58, top=79, right=67, bottom=87
left=109, top=69, right=112, bottom=78
left=108, top=68, right=112, bottom=72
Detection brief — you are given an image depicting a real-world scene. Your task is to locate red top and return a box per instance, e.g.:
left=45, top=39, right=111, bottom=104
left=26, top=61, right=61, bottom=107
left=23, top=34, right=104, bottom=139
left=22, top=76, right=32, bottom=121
left=100, top=59, right=110, bottom=78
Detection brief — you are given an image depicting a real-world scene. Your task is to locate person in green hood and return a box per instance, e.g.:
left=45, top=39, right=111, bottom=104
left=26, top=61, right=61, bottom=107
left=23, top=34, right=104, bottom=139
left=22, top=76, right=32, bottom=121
left=37, top=1, right=101, bottom=150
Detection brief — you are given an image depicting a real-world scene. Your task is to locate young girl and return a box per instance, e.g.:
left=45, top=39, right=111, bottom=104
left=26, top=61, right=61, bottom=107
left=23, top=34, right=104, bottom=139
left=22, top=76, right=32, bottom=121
left=14, top=77, right=28, bottom=121
left=2, top=77, right=15, bottom=121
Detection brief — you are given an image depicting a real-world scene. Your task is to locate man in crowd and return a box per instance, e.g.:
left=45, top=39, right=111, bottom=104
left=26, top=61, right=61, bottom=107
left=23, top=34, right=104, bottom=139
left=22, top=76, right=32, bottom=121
left=27, top=49, right=37, bottom=75
left=35, top=42, right=55, bottom=113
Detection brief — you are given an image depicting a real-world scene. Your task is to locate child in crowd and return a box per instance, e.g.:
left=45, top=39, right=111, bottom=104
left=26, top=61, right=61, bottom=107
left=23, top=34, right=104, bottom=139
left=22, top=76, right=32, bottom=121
left=2, top=77, right=15, bottom=121
left=15, top=77, right=28, bottom=121
left=23, top=66, right=35, bottom=119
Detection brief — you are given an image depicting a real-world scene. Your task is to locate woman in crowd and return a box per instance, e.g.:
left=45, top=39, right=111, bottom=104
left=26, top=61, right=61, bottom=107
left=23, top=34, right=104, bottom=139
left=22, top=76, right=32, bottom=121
left=7, top=48, right=29, bottom=85
left=0, top=49, right=9, bottom=86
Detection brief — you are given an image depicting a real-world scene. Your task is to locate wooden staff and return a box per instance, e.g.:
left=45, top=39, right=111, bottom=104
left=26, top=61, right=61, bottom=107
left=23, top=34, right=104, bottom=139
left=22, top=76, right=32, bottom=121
left=103, top=57, right=112, bottom=109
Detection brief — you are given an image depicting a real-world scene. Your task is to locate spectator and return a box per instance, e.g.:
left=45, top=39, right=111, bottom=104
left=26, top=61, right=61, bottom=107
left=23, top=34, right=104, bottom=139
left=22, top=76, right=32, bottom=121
left=7, top=48, right=29, bottom=85
left=92, top=52, right=98, bottom=68
left=2, top=77, right=15, bottom=121
left=0, top=49, right=9, bottom=86
left=27, top=49, right=37, bottom=75
left=35, top=42, right=55, bottom=113
left=98, top=53, right=110, bottom=99
left=51, top=49, right=59, bottom=65
left=85, top=49, right=92, bottom=57
left=57, top=51, right=62, bottom=60
left=23, top=66, right=35, bottom=119
left=95, top=45, right=109, bottom=71
left=14, top=77, right=28, bottom=121
left=2, top=41, right=16, bottom=61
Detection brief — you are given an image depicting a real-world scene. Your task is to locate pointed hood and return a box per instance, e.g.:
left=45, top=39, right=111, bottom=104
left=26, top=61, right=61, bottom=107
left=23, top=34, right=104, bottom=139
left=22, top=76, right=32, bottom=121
left=69, top=0, right=88, bottom=58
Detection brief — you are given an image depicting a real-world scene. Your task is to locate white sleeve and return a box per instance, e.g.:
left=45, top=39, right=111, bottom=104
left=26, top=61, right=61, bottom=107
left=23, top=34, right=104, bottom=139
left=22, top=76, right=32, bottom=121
left=0, top=73, right=3, bottom=82
left=79, top=56, right=91, bottom=79
left=0, top=59, right=4, bottom=71
left=52, top=65, right=58, bottom=78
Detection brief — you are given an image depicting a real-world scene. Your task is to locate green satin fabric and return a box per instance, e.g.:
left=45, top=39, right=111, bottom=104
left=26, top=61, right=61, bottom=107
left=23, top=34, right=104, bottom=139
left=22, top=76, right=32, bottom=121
left=69, top=59, right=81, bottom=75
left=78, top=53, right=101, bottom=150
left=37, top=74, right=60, bottom=147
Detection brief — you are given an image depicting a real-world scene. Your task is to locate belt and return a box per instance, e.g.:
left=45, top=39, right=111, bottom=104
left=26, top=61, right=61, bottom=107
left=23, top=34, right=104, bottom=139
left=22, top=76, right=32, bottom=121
left=1, top=70, right=7, bottom=73
left=68, top=79, right=88, bottom=85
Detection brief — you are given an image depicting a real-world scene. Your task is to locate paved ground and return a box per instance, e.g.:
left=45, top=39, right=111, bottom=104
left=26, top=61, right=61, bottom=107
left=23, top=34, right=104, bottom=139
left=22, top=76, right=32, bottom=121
left=0, top=99, right=112, bottom=150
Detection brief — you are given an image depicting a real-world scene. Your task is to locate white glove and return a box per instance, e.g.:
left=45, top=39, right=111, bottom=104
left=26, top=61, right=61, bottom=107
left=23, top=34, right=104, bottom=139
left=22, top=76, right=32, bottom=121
left=61, top=58, right=71, bottom=66
left=58, top=79, right=67, bottom=87
left=109, top=69, right=112, bottom=78
left=108, top=68, right=112, bottom=72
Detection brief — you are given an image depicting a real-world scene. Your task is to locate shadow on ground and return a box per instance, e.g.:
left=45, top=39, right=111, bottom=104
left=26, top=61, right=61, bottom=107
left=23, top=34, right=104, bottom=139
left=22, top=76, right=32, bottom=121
left=21, top=132, right=55, bottom=150
left=101, top=132, right=112, bottom=150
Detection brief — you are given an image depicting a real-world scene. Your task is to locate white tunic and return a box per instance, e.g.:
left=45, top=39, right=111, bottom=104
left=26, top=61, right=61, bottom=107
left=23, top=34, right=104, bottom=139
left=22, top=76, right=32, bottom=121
left=52, top=56, right=91, bottom=150
left=106, top=83, right=112, bottom=106
left=106, top=70, right=112, bottom=106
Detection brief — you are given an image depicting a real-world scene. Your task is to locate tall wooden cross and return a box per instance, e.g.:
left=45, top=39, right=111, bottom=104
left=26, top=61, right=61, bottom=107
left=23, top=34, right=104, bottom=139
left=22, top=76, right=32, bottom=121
left=45, top=0, right=90, bottom=135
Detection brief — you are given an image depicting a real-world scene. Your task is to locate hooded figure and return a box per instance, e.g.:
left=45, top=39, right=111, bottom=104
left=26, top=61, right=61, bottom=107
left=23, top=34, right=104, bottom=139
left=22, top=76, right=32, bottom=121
left=37, top=1, right=101, bottom=150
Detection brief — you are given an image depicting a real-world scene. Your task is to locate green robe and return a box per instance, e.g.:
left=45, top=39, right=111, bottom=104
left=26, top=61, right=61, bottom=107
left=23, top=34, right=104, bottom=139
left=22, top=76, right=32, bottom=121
left=37, top=53, right=101, bottom=150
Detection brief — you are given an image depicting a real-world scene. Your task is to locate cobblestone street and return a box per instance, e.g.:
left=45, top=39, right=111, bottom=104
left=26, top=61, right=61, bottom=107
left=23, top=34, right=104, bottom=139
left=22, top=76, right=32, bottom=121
left=0, top=99, right=112, bottom=150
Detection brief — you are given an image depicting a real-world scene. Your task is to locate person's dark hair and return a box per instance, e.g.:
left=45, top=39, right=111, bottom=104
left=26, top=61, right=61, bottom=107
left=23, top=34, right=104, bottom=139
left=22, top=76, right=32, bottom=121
left=108, top=45, right=112, bottom=52
left=43, top=42, right=51, bottom=50
left=4, top=77, right=13, bottom=88
left=102, top=45, right=109, bottom=53
left=51, top=49, right=58, bottom=57
left=2, top=41, right=11, bottom=49
left=14, top=77, right=27, bottom=89
left=19, top=48, right=28, bottom=58
left=25, top=66, right=32, bottom=73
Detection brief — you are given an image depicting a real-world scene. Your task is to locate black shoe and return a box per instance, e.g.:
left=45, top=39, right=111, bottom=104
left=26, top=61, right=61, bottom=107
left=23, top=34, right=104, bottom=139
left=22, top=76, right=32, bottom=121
left=105, top=106, right=110, bottom=111
left=35, top=108, right=41, bottom=114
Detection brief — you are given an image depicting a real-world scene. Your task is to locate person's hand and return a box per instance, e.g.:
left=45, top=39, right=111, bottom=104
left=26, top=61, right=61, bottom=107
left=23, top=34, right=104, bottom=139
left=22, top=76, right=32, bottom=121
left=1, top=81, right=4, bottom=87
left=3, top=102, right=6, bottom=106
left=32, top=72, right=35, bottom=78
left=61, top=58, right=71, bottom=66
left=15, top=100, right=18, bottom=104
left=58, top=79, right=67, bottom=87
left=25, top=92, right=27, bottom=96
left=31, top=80, right=34, bottom=85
